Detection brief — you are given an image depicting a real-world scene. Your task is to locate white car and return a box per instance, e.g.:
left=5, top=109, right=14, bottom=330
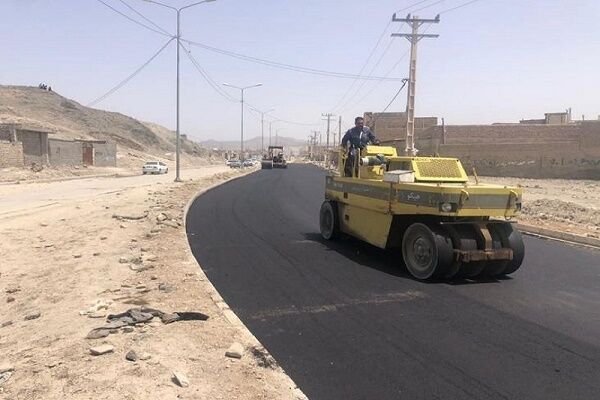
left=142, top=161, right=168, bottom=174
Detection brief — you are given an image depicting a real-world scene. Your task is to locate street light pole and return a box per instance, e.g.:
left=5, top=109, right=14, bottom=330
left=269, top=120, right=280, bottom=147
left=260, top=108, right=274, bottom=153
left=143, top=0, right=216, bottom=182
left=223, top=83, right=263, bottom=163
left=176, top=9, right=181, bottom=181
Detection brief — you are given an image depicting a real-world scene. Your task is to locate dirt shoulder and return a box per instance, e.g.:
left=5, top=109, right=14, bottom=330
left=0, top=168, right=304, bottom=399
left=476, top=176, right=600, bottom=239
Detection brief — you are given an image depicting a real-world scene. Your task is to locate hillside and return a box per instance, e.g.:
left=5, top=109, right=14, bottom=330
left=0, top=85, right=201, bottom=156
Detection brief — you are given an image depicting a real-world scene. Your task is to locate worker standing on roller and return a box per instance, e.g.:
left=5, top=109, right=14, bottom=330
left=341, top=116, right=379, bottom=177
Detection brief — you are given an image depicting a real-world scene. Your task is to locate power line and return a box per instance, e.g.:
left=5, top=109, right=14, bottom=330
left=333, top=28, right=401, bottom=113
left=95, top=0, right=172, bottom=37
left=181, top=44, right=319, bottom=127
left=340, top=21, right=437, bottom=115
left=380, top=79, right=409, bottom=113
left=328, top=20, right=393, bottom=112
left=439, top=0, right=483, bottom=14
left=118, top=0, right=171, bottom=35
left=88, top=38, right=174, bottom=107
left=396, top=0, right=436, bottom=13
left=180, top=43, right=237, bottom=103
left=181, top=39, right=405, bottom=81
left=412, top=0, right=447, bottom=13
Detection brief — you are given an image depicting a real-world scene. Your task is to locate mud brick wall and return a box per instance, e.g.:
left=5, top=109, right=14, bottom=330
left=384, top=122, right=600, bottom=179
left=48, top=139, right=83, bottom=166
left=93, top=142, right=117, bottom=167
left=0, top=124, right=17, bottom=142
left=17, top=131, right=49, bottom=166
left=364, top=112, right=438, bottom=143
left=0, top=140, right=24, bottom=168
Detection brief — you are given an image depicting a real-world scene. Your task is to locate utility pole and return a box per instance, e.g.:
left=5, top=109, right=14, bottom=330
left=321, top=113, right=335, bottom=148
left=321, top=113, right=335, bottom=167
left=310, top=130, right=320, bottom=161
left=338, top=116, right=342, bottom=146
left=392, top=13, right=439, bottom=156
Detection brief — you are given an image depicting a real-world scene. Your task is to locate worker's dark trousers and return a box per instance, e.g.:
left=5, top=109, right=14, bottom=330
left=344, top=148, right=358, bottom=177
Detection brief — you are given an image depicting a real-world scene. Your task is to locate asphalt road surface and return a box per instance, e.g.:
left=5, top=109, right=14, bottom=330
left=186, top=164, right=600, bottom=400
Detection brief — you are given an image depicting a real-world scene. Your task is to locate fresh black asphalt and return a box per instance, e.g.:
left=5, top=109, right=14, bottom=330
left=186, top=164, right=600, bottom=400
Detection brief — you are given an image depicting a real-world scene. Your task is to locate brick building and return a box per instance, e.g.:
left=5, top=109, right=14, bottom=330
left=0, top=123, right=53, bottom=167
left=0, top=123, right=117, bottom=168
left=363, top=112, right=438, bottom=142
left=372, top=112, right=600, bottom=179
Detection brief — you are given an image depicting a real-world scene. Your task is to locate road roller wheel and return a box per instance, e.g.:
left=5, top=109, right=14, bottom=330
left=402, top=223, right=453, bottom=280
left=450, top=225, right=486, bottom=278
left=484, top=224, right=510, bottom=276
left=497, top=223, right=525, bottom=275
left=319, top=201, right=340, bottom=240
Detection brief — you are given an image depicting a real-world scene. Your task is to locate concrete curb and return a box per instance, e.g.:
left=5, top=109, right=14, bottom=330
left=518, top=223, right=600, bottom=250
left=181, top=170, right=308, bottom=400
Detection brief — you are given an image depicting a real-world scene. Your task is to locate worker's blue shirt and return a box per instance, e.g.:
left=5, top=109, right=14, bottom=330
left=341, top=126, right=379, bottom=149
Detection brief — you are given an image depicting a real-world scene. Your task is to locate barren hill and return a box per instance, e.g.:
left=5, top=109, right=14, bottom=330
left=0, top=85, right=202, bottom=156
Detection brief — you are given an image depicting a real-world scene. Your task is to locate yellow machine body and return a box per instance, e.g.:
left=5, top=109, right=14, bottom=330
left=320, top=145, right=525, bottom=280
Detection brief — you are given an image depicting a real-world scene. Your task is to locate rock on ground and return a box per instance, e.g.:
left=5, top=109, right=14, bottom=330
left=90, top=344, right=115, bottom=356
left=173, top=371, right=189, bottom=387
left=225, top=342, right=244, bottom=359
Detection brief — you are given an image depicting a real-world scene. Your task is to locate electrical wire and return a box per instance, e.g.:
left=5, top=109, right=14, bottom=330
left=179, top=43, right=237, bottom=103
left=396, top=0, right=436, bottom=13
left=118, top=0, right=171, bottom=36
left=95, top=0, right=172, bottom=37
left=339, top=17, right=438, bottom=116
left=439, top=0, right=483, bottom=14
left=380, top=79, right=409, bottom=113
left=412, top=0, right=447, bottom=13
left=181, top=44, right=320, bottom=127
left=333, top=30, right=400, bottom=113
left=328, top=20, right=393, bottom=112
left=181, top=39, right=404, bottom=81
left=87, top=38, right=174, bottom=107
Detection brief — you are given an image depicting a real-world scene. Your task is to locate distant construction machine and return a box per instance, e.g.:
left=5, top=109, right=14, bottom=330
left=319, top=146, right=525, bottom=280
left=261, top=145, right=287, bottom=169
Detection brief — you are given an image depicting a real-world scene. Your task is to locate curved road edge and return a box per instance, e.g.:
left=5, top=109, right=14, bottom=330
left=183, top=169, right=309, bottom=400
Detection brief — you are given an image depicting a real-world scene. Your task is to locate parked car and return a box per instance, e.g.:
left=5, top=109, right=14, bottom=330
left=142, top=161, right=168, bottom=174
left=228, top=159, right=242, bottom=168
left=243, top=159, right=255, bottom=167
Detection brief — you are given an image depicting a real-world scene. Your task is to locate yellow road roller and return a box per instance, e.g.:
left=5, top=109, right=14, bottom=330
left=319, top=145, right=524, bottom=280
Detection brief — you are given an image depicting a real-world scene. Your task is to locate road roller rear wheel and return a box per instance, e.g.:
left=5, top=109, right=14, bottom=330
left=448, top=225, right=486, bottom=278
left=319, top=201, right=340, bottom=240
left=484, top=224, right=510, bottom=276
left=402, top=223, right=453, bottom=280
left=497, top=223, right=525, bottom=275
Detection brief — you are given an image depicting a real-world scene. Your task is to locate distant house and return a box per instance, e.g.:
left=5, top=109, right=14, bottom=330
left=0, top=123, right=116, bottom=168
left=0, top=123, right=53, bottom=167
left=48, top=138, right=116, bottom=167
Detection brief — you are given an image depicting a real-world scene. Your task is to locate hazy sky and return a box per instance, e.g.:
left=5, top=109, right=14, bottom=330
left=1, top=0, right=598, bottom=142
